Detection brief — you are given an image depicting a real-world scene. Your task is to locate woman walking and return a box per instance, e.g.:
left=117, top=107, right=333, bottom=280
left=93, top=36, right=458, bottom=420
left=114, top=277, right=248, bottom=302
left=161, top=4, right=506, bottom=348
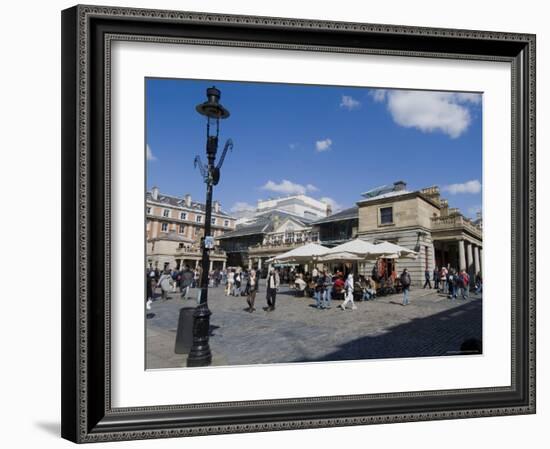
left=246, top=269, right=258, bottom=312
left=158, top=269, right=173, bottom=301
left=400, top=268, right=411, bottom=305
left=226, top=269, right=235, bottom=296
left=340, top=273, right=357, bottom=310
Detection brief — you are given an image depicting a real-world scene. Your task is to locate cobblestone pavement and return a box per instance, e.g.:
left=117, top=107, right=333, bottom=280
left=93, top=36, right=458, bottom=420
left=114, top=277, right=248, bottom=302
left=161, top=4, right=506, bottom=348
left=146, top=281, right=482, bottom=369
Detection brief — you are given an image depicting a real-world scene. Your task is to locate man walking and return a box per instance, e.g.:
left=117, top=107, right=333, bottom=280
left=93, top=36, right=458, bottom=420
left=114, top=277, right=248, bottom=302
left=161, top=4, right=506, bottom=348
left=447, top=269, right=457, bottom=300
left=400, top=268, right=411, bottom=306
left=423, top=268, right=432, bottom=289
left=314, top=274, right=325, bottom=309
left=323, top=270, right=333, bottom=309
left=266, top=268, right=280, bottom=311
left=180, top=265, right=193, bottom=299
left=433, top=266, right=440, bottom=290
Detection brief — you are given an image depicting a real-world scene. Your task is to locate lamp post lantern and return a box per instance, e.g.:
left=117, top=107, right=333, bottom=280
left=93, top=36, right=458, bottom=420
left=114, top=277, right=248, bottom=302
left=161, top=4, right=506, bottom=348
left=187, top=87, right=233, bottom=367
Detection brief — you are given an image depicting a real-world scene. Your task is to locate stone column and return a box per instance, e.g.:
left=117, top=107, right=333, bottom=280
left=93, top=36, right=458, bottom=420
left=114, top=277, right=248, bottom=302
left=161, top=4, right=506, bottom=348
left=209, top=260, right=213, bottom=271
left=458, top=240, right=466, bottom=271
left=466, top=242, right=474, bottom=275
left=248, top=257, right=252, bottom=269
left=257, top=258, right=262, bottom=270
left=473, top=246, right=480, bottom=275
left=222, top=260, right=226, bottom=270
left=479, top=249, right=483, bottom=274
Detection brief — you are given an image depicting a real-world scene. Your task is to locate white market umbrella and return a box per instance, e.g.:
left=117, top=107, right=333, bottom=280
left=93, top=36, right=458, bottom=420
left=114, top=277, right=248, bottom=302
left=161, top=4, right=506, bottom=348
left=269, top=243, right=328, bottom=264
left=373, top=241, right=417, bottom=259
left=322, top=238, right=380, bottom=257
left=317, top=251, right=364, bottom=262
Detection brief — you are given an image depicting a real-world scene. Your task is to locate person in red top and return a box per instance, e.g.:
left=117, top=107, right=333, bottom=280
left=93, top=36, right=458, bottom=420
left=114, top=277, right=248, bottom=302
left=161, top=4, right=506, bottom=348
left=333, top=275, right=345, bottom=297
left=459, top=269, right=470, bottom=299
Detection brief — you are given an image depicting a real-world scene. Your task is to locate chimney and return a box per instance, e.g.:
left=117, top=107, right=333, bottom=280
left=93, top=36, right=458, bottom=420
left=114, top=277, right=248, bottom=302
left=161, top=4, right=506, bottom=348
left=420, top=185, right=441, bottom=204
left=393, top=180, right=407, bottom=191
left=440, top=199, right=449, bottom=216
left=213, top=200, right=220, bottom=213
left=151, top=186, right=159, bottom=200
left=326, top=204, right=332, bottom=217
left=184, top=194, right=191, bottom=207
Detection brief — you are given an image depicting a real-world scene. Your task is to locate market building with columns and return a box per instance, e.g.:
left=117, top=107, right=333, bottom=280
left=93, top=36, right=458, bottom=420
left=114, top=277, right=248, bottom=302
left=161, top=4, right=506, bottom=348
left=357, top=182, right=482, bottom=285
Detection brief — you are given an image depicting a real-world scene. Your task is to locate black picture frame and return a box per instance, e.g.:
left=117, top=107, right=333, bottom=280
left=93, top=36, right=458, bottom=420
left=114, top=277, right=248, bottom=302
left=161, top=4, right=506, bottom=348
left=61, top=4, right=536, bottom=443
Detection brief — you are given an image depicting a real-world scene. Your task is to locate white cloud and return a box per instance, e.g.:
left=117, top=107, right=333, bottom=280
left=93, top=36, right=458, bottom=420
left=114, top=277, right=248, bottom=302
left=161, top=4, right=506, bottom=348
left=315, top=138, right=333, bottom=152
left=320, top=197, right=344, bottom=212
left=230, top=202, right=255, bottom=213
left=146, top=144, right=157, bottom=161
left=443, top=180, right=482, bottom=194
left=369, top=89, right=387, bottom=102
left=373, top=90, right=481, bottom=138
left=306, top=184, right=319, bottom=192
left=340, top=95, right=361, bottom=110
left=289, top=143, right=298, bottom=150
left=261, top=179, right=318, bottom=196
left=455, top=92, right=482, bottom=104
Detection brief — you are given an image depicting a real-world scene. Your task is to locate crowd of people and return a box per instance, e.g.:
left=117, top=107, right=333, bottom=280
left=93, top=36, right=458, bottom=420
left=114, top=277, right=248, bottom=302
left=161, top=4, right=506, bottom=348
left=424, top=265, right=483, bottom=300
left=146, top=262, right=483, bottom=312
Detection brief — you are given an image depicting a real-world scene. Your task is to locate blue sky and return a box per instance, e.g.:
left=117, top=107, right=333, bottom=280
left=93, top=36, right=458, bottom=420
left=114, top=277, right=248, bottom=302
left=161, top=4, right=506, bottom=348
left=146, top=78, right=482, bottom=219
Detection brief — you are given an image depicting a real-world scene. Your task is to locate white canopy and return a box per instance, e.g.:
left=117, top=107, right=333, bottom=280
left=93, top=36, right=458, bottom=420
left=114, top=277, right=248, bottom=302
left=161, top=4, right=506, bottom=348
left=317, top=251, right=364, bottom=262
left=373, top=241, right=417, bottom=259
left=269, top=243, right=328, bottom=264
left=321, top=238, right=380, bottom=256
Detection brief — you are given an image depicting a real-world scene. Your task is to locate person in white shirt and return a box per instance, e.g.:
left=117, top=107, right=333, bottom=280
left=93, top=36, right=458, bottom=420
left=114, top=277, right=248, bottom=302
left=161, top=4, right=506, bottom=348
left=226, top=269, right=235, bottom=296
left=265, top=268, right=280, bottom=311
left=340, top=273, right=357, bottom=310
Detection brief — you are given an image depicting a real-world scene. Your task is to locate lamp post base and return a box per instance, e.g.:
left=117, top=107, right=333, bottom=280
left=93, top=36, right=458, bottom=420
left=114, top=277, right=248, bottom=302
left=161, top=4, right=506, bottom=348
left=186, top=303, right=212, bottom=367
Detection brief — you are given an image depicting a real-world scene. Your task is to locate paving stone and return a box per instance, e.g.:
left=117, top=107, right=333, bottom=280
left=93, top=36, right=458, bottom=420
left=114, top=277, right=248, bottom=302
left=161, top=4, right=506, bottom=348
left=146, top=281, right=482, bottom=368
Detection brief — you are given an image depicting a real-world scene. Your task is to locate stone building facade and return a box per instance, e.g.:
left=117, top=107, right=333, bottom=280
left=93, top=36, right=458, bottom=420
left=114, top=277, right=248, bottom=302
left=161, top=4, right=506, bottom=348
left=197, top=181, right=482, bottom=286
left=146, top=187, right=236, bottom=270
left=313, top=181, right=483, bottom=286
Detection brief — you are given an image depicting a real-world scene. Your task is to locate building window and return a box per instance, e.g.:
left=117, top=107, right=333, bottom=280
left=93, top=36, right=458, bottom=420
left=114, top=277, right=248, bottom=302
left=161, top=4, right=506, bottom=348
left=224, top=219, right=229, bottom=227
left=196, top=215, right=202, bottom=223
left=178, top=243, right=184, bottom=249
left=161, top=222, right=168, bottom=232
left=179, top=224, right=185, bottom=234
left=380, top=206, right=393, bottom=225
left=180, top=212, right=187, bottom=220
left=146, top=207, right=151, bottom=215
left=211, top=217, right=216, bottom=225
left=163, top=209, right=170, bottom=218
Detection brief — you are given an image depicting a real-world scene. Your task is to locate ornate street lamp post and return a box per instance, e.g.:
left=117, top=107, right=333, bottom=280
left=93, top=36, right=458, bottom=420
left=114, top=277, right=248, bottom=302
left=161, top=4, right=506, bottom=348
left=187, top=87, right=233, bottom=367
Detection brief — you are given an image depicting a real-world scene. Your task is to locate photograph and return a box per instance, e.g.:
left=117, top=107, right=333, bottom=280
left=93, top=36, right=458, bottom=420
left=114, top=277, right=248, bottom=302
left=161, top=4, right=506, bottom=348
left=144, top=79, right=484, bottom=369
